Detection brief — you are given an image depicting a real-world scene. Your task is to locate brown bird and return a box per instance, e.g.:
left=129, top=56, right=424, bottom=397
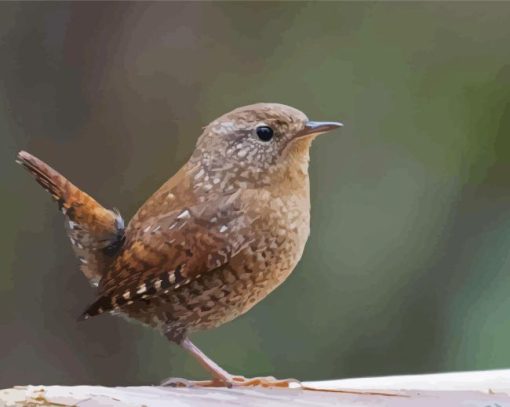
left=17, top=103, right=342, bottom=388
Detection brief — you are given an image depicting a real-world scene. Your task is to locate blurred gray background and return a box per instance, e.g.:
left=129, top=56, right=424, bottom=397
left=2, top=2, right=510, bottom=388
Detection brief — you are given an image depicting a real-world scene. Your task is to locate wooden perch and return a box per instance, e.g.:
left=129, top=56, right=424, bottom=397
left=2, top=370, right=510, bottom=406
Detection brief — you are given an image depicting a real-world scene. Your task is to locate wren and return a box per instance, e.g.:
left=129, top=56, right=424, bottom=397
left=17, top=103, right=342, bottom=388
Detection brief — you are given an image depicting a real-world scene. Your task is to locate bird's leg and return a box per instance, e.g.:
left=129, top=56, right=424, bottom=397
left=161, top=337, right=301, bottom=388
left=161, top=336, right=231, bottom=387
left=180, top=337, right=232, bottom=384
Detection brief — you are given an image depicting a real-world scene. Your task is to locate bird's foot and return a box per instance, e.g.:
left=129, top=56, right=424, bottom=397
left=228, top=375, right=302, bottom=388
left=161, top=375, right=302, bottom=389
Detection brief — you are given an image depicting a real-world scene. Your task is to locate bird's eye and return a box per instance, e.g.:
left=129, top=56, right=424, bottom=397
left=255, top=126, right=274, bottom=142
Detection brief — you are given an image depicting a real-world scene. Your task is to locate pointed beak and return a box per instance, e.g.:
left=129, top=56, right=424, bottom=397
left=296, top=121, right=343, bottom=138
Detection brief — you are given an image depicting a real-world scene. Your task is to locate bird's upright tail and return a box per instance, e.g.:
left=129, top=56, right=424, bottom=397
left=16, top=151, right=125, bottom=286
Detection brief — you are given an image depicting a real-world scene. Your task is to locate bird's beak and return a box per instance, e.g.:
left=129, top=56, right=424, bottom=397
left=296, top=121, right=343, bottom=139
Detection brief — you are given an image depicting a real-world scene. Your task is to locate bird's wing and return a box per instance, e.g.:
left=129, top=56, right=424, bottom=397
left=81, top=191, right=256, bottom=319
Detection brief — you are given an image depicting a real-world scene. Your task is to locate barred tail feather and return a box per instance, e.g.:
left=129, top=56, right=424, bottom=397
left=16, top=150, right=71, bottom=211
left=17, top=150, right=125, bottom=285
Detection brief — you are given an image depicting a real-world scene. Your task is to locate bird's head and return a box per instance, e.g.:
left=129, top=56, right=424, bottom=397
left=191, top=103, right=342, bottom=192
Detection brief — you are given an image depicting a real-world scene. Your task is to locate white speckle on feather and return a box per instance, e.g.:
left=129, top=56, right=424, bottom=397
left=123, top=291, right=131, bottom=300
left=194, top=169, right=205, bottom=180
left=136, top=284, right=147, bottom=294
left=219, top=225, right=228, bottom=233
left=177, top=210, right=191, bottom=220
left=169, top=272, right=176, bottom=284
left=154, top=279, right=162, bottom=290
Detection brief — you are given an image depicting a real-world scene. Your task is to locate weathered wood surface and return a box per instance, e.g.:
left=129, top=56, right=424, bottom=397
left=2, top=370, right=510, bottom=406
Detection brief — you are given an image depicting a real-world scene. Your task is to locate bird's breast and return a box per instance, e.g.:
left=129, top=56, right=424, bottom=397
left=190, top=191, right=311, bottom=330
left=122, top=186, right=311, bottom=334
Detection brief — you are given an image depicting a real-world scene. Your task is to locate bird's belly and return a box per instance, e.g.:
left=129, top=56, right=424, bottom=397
left=184, top=211, right=310, bottom=332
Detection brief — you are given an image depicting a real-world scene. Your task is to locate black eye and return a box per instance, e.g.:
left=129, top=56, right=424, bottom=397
left=255, top=126, right=274, bottom=142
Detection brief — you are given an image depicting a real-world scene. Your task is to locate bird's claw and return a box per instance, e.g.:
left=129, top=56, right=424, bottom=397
left=229, top=375, right=302, bottom=388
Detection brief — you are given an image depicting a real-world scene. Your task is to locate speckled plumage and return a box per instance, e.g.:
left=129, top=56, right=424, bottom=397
left=18, top=103, right=342, bottom=387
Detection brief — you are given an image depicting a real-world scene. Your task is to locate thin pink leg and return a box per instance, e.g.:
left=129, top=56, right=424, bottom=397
left=162, top=337, right=301, bottom=388
left=180, top=337, right=232, bottom=382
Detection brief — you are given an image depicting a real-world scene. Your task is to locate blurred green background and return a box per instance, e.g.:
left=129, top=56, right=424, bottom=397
left=2, top=1, right=510, bottom=388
